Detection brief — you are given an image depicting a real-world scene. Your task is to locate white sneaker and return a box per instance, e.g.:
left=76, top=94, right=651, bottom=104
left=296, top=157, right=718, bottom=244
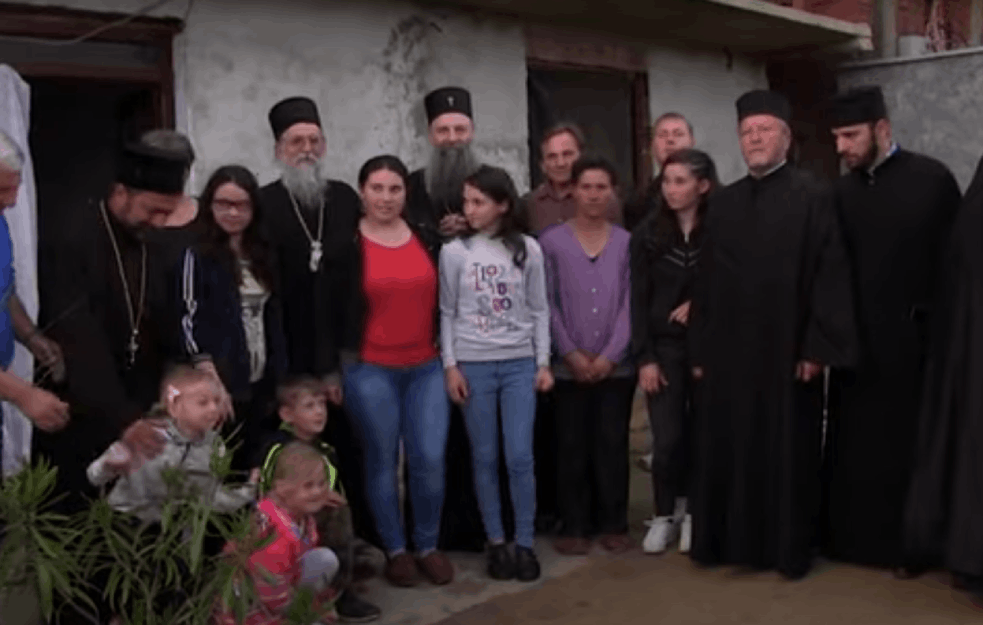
left=642, top=516, right=677, bottom=554
left=678, top=514, right=692, bottom=553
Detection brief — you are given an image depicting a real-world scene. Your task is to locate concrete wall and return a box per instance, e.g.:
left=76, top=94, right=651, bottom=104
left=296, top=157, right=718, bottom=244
left=13, top=0, right=767, bottom=191
left=177, top=0, right=529, bottom=191
left=648, top=46, right=766, bottom=184
left=839, top=50, right=983, bottom=190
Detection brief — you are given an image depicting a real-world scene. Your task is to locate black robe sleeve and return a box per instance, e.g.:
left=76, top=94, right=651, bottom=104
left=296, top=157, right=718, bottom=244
left=688, top=207, right=715, bottom=370
left=798, top=183, right=858, bottom=369
left=47, top=211, right=142, bottom=432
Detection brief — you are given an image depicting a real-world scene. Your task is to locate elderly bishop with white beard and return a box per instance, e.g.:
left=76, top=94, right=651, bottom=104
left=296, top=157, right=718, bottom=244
left=406, top=86, right=480, bottom=240
left=259, top=97, right=361, bottom=388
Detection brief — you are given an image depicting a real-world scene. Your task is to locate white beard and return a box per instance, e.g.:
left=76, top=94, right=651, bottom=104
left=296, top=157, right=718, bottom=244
left=278, top=158, right=329, bottom=212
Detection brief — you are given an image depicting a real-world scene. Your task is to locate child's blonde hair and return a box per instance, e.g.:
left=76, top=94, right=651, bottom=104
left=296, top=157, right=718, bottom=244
left=273, top=442, right=325, bottom=483
left=159, top=364, right=218, bottom=409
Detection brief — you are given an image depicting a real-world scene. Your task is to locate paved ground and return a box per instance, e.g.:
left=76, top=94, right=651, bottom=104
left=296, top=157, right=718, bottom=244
left=354, top=391, right=654, bottom=625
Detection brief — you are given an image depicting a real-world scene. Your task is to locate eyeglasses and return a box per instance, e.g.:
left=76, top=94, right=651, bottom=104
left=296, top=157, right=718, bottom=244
left=212, top=199, right=252, bottom=213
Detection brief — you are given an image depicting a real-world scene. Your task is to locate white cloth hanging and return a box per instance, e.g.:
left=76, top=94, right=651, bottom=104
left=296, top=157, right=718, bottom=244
left=0, top=64, right=38, bottom=478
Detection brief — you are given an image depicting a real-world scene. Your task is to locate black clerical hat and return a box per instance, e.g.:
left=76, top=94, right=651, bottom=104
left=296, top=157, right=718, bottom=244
left=116, top=143, right=187, bottom=194
left=827, top=86, right=888, bottom=128
left=268, top=96, right=322, bottom=140
left=424, top=86, right=472, bottom=124
left=736, top=90, right=791, bottom=124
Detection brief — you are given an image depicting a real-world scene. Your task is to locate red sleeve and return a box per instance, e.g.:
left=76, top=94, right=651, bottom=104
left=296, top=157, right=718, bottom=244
left=248, top=511, right=297, bottom=614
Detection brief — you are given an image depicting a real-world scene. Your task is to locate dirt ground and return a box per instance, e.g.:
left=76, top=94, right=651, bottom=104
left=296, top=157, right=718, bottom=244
left=429, top=393, right=983, bottom=625
left=435, top=553, right=982, bottom=625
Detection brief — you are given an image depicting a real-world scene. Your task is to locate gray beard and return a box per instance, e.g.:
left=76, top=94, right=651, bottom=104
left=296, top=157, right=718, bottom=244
left=424, top=144, right=478, bottom=211
left=278, top=160, right=329, bottom=213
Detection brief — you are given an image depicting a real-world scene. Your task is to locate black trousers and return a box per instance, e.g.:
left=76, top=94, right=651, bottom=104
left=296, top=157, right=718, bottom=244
left=229, top=375, right=278, bottom=474
left=554, top=376, right=636, bottom=537
left=324, top=404, right=384, bottom=549
left=646, top=350, right=692, bottom=516
left=533, top=390, right=559, bottom=530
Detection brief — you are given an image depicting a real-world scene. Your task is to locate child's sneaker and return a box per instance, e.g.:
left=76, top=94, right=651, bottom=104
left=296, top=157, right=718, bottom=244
left=678, top=514, right=692, bottom=553
left=642, top=516, right=677, bottom=554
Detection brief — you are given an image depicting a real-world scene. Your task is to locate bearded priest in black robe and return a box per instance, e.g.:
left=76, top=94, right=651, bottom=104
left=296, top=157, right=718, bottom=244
left=33, top=143, right=187, bottom=516
left=687, top=90, right=857, bottom=580
left=259, top=96, right=361, bottom=386
left=405, top=86, right=477, bottom=241
left=904, top=154, right=983, bottom=603
left=403, top=86, right=493, bottom=553
left=822, top=86, right=962, bottom=575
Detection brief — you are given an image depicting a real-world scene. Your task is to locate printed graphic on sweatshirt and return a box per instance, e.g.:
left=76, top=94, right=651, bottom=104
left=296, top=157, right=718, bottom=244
left=467, top=261, right=523, bottom=334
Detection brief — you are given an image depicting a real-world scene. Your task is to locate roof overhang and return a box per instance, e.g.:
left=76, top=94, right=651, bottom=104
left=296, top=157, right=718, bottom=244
left=424, top=0, right=872, bottom=56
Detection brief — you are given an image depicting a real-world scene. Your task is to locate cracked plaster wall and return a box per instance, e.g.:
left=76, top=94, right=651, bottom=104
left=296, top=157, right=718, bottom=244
left=839, top=52, right=983, bottom=190
left=14, top=0, right=766, bottom=191
left=176, top=0, right=529, bottom=191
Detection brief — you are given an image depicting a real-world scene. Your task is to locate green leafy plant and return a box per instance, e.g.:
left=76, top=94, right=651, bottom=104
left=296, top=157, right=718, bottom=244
left=0, top=440, right=332, bottom=625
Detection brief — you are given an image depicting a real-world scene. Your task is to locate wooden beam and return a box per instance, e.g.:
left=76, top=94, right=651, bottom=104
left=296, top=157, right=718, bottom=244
left=0, top=2, right=181, bottom=43
left=9, top=62, right=163, bottom=83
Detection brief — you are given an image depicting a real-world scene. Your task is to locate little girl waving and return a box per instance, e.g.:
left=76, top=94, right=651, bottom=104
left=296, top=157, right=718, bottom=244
left=439, top=165, right=552, bottom=582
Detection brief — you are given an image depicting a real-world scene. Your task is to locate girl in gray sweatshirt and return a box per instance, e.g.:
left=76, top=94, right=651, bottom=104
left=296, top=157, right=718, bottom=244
left=439, top=165, right=552, bottom=583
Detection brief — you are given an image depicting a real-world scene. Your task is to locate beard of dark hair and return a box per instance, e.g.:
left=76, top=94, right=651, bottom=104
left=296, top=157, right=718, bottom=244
left=425, top=144, right=479, bottom=212
left=278, top=159, right=329, bottom=213
left=854, top=134, right=880, bottom=172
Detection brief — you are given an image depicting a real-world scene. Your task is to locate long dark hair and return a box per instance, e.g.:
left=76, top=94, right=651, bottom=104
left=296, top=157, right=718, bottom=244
left=643, top=148, right=718, bottom=253
left=198, top=165, right=275, bottom=290
left=462, top=165, right=527, bottom=269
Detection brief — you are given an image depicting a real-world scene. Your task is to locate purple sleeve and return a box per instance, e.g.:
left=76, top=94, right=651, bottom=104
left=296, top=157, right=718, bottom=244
left=600, top=237, right=632, bottom=363
left=542, top=236, right=577, bottom=357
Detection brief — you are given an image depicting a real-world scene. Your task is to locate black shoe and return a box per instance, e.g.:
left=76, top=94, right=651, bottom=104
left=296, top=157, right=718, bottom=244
left=779, top=559, right=812, bottom=581
left=893, top=565, right=928, bottom=580
left=486, top=543, right=515, bottom=580
left=514, top=546, right=541, bottom=582
left=336, top=591, right=381, bottom=623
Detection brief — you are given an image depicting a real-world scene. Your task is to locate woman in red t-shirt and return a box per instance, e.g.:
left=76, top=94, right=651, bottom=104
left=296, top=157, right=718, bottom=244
left=333, top=155, right=453, bottom=588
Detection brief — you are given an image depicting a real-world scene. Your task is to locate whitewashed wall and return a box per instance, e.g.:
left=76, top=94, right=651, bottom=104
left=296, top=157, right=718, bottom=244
left=647, top=46, right=767, bottom=185
left=15, top=0, right=767, bottom=191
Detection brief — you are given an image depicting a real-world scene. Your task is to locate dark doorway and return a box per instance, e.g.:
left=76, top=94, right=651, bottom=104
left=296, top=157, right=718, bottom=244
left=767, top=59, right=840, bottom=181
left=527, top=65, right=647, bottom=193
left=27, top=78, right=161, bottom=320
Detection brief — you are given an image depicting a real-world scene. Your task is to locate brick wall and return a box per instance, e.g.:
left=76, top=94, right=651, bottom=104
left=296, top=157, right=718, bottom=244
left=765, top=0, right=977, bottom=46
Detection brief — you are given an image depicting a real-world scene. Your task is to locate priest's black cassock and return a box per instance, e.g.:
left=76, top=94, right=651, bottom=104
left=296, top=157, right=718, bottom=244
left=903, top=154, right=983, bottom=582
left=258, top=179, right=360, bottom=376
left=824, top=148, right=961, bottom=568
left=33, top=199, right=172, bottom=515
left=688, top=163, right=857, bottom=576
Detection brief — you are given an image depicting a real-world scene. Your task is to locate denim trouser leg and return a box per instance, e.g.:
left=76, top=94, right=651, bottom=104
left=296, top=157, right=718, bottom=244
left=344, top=362, right=405, bottom=554
left=400, top=358, right=451, bottom=553
left=461, top=358, right=538, bottom=548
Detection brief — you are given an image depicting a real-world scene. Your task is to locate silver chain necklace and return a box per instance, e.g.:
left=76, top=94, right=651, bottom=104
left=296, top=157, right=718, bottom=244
left=285, top=191, right=324, bottom=272
left=98, top=201, right=147, bottom=368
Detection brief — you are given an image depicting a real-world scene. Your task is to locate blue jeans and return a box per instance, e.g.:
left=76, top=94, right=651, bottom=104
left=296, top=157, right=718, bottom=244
left=459, top=358, right=537, bottom=548
left=344, top=357, right=449, bottom=554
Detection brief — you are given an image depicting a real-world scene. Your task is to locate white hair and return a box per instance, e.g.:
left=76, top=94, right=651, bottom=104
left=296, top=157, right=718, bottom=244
left=0, top=130, right=23, bottom=172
